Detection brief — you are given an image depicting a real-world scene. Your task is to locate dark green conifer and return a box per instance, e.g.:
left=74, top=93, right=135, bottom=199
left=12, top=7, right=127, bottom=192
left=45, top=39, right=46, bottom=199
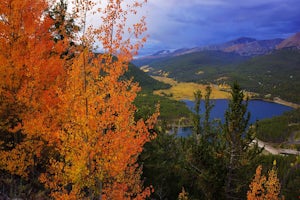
left=224, top=82, right=261, bottom=199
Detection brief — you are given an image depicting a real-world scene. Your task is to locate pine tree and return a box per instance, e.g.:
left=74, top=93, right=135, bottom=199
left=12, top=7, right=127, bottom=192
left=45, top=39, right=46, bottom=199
left=224, top=82, right=261, bottom=199
left=182, top=86, right=225, bottom=199
left=193, top=90, right=202, bottom=135
left=203, top=86, right=214, bottom=138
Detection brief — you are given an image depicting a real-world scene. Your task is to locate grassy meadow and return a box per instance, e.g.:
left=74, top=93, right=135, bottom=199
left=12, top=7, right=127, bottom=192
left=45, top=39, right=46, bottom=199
left=152, top=76, right=230, bottom=100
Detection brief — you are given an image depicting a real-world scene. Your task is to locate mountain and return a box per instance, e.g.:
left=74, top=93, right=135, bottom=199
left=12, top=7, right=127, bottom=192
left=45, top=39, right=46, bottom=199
left=276, top=32, right=300, bottom=49
left=195, top=37, right=283, bottom=56
left=221, top=38, right=283, bottom=56
left=199, top=37, right=257, bottom=51
left=134, top=37, right=284, bottom=65
left=151, top=49, right=172, bottom=56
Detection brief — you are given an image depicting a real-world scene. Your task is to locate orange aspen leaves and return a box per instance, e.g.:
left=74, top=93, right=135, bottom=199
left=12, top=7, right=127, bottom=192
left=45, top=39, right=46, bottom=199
left=1, top=0, right=155, bottom=199
left=247, top=162, right=284, bottom=200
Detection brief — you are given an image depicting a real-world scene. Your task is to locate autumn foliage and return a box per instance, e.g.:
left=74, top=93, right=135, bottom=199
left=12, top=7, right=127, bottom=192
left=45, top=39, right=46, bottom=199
left=247, top=162, right=283, bottom=200
left=0, top=0, right=156, bottom=199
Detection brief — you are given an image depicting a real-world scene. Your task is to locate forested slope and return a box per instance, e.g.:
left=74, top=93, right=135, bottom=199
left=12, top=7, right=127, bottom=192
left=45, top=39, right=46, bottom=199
left=135, top=48, right=300, bottom=104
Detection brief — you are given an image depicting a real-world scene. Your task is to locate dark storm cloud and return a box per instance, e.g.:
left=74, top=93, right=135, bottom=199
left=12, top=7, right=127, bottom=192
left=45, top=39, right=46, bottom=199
left=140, top=0, right=300, bottom=54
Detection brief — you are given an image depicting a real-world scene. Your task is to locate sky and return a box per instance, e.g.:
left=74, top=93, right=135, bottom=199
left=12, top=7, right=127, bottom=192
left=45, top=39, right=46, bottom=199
left=138, top=0, right=300, bottom=55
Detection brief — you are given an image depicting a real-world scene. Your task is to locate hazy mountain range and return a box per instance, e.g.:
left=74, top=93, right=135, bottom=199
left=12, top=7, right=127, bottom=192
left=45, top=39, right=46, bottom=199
left=138, top=32, right=300, bottom=59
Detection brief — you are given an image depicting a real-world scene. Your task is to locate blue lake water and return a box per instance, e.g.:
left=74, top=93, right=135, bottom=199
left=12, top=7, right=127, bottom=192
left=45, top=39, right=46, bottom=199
left=175, top=99, right=294, bottom=137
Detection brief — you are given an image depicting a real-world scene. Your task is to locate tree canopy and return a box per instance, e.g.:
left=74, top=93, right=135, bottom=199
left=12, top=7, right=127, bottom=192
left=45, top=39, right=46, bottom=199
left=0, top=0, right=156, bottom=199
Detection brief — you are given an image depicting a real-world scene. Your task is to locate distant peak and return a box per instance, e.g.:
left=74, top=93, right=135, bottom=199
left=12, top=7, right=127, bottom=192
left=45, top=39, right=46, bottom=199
left=229, top=37, right=257, bottom=44
left=276, top=32, right=300, bottom=49
left=151, top=50, right=171, bottom=56
left=294, top=32, right=300, bottom=38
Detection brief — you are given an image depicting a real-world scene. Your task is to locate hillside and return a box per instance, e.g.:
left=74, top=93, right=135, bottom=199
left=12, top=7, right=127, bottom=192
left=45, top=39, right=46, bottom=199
left=134, top=48, right=300, bottom=104
left=256, top=108, right=300, bottom=146
left=136, top=50, right=248, bottom=83
left=276, top=32, right=300, bottom=49
left=124, top=63, right=170, bottom=91
left=228, top=49, right=300, bottom=103
left=123, top=63, right=192, bottom=123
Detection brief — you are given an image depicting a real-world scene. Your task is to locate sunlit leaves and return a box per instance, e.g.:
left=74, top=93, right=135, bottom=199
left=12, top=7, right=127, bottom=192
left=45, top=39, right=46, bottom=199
left=0, top=0, right=154, bottom=199
left=247, top=163, right=283, bottom=200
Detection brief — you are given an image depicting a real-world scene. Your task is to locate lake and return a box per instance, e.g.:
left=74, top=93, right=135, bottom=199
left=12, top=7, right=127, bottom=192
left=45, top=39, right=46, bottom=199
left=174, top=99, right=294, bottom=137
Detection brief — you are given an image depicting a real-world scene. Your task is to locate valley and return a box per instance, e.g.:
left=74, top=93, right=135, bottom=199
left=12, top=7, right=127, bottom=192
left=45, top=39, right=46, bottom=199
left=130, top=32, right=300, bottom=150
left=130, top=32, right=300, bottom=199
left=134, top=33, right=300, bottom=105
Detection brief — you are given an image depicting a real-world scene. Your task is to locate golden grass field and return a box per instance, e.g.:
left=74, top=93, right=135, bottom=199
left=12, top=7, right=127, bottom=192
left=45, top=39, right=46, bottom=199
left=152, top=76, right=231, bottom=100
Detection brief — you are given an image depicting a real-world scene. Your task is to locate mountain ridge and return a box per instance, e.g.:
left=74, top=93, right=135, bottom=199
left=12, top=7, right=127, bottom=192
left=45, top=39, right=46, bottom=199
left=136, top=32, right=300, bottom=60
left=276, top=32, right=300, bottom=49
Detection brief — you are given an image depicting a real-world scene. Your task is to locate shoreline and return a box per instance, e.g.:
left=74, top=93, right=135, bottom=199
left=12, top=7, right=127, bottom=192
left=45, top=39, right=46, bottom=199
left=250, top=97, right=300, bottom=109
left=180, top=96, right=299, bottom=109
left=151, top=76, right=300, bottom=109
